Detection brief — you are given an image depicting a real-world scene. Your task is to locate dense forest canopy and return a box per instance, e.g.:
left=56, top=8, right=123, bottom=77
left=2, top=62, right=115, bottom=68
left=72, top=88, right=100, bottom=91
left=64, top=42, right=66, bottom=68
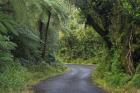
left=0, top=0, right=140, bottom=93
left=69, top=0, right=140, bottom=73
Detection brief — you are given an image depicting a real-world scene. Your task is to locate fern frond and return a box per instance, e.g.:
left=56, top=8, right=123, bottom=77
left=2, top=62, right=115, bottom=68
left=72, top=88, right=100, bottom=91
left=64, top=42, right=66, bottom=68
left=0, top=12, right=18, bottom=35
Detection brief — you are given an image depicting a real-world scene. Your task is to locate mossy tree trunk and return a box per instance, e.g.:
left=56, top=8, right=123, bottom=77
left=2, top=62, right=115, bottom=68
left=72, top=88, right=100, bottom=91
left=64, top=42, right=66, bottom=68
left=42, top=11, right=51, bottom=59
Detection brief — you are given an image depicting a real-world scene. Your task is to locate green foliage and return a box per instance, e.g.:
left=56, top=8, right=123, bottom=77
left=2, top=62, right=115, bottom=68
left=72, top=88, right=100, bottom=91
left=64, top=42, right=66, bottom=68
left=0, top=0, right=140, bottom=93
left=93, top=46, right=111, bottom=78
left=30, top=62, right=66, bottom=73
left=0, top=21, right=29, bottom=92
left=62, top=58, right=97, bottom=64
left=72, top=0, right=140, bottom=92
left=136, top=64, right=140, bottom=74
left=105, top=72, right=131, bottom=87
left=13, top=27, right=40, bottom=60
left=27, top=62, right=67, bottom=85
left=0, top=61, right=29, bottom=93
left=0, top=0, right=68, bottom=92
left=0, top=35, right=16, bottom=72
left=0, top=12, right=17, bottom=35
left=0, top=34, right=16, bottom=51
left=58, top=27, right=102, bottom=63
left=58, top=8, right=103, bottom=63
left=111, top=49, right=124, bottom=74
left=129, top=74, right=140, bottom=88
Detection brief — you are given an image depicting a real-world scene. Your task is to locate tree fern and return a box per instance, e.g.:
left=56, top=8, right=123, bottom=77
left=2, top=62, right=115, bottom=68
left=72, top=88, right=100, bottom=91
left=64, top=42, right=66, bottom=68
left=0, top=12, right=18, bottom=35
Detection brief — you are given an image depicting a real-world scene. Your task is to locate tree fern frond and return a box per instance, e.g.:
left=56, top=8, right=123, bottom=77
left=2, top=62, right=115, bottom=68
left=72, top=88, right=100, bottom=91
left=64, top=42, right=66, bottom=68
left=0, top=34, right=16, bottom=50
left=3, top=22, right=18, bottom=36
left=17, top=27, right=40, bottom=42
left=0, top=23, right=8, bottom=33
left=0, top=12, right=18, bottom=35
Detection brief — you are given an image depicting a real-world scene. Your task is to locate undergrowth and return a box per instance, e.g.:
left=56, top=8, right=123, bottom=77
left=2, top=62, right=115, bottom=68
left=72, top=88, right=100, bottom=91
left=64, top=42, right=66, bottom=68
left=61, top=57, right=97, bottom=64
left=0, top=62, right=67, bottom=93
left=92, top=48, right=140, bottom=93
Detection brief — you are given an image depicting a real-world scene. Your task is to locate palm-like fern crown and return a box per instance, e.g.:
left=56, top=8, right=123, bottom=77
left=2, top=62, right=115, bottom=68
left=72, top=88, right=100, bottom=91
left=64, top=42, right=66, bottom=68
left=0, top=0, right=68, bottom=60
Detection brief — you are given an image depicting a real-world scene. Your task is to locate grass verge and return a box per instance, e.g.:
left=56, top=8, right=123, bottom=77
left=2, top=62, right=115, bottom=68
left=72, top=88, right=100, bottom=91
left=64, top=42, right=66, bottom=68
left=23, top=63, right=69, bottom=93
left=91, top=71, right=140, bottom=93
left=0, top=63, right=68, bottom=93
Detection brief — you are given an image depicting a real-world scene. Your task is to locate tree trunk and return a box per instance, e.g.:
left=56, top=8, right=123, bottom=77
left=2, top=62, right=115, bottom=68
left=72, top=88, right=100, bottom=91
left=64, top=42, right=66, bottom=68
left=39, top=20, right=46, bottom=40
left=125, top=25, right=135, bottom=75
left=42, top=11, right=51, bottom=59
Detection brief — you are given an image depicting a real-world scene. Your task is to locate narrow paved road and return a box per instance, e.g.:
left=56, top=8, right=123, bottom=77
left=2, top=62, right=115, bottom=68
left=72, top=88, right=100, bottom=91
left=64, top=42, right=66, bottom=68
left=33, top=64, right=106, bottom=93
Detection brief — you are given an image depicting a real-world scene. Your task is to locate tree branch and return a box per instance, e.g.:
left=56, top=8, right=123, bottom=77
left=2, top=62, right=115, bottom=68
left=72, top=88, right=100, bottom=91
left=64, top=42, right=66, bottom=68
left=86, top=15, right=112, bottom=48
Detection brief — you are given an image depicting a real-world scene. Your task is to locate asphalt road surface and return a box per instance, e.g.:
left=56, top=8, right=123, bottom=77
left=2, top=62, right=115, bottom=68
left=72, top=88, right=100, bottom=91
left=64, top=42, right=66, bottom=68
left=33, top=64, right=106, bottom=93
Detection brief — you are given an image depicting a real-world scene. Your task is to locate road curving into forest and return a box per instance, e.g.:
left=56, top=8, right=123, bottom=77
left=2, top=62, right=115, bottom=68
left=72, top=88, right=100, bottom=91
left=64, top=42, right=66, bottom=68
left=33, top=64, right=107, bottom=93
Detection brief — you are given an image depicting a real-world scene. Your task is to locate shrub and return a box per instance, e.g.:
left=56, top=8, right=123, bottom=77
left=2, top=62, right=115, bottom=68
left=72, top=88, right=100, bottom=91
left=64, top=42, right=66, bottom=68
left=129, top=74, right=140, bottom=88
left=29, top=61, right=67, bottom=75
left=105, top=72, right=131, bottom=87
left=0, top=62, right=29, bottom=92
left=136, top=64, right=140, bottom=74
